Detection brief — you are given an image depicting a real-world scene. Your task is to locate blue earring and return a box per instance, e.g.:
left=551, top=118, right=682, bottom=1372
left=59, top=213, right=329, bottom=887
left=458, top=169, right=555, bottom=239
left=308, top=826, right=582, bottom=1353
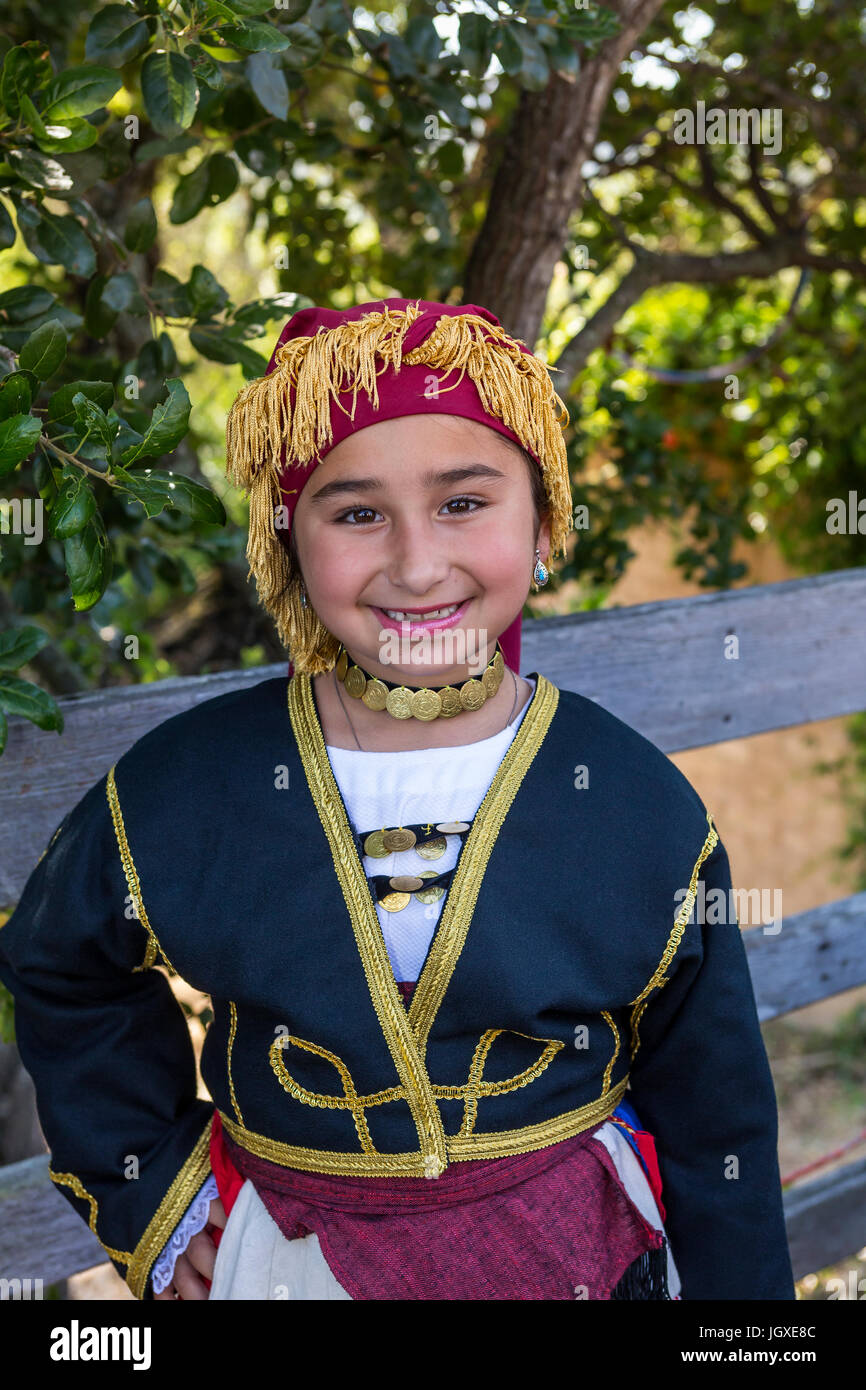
left=300, top=584, right=308, bottom=609
left=532, top=548, right=548, bottom=589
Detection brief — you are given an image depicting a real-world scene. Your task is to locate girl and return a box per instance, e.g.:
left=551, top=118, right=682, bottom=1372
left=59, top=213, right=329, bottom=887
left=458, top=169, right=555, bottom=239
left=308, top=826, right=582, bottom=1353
left=0, top=299, right=795, bottom=1301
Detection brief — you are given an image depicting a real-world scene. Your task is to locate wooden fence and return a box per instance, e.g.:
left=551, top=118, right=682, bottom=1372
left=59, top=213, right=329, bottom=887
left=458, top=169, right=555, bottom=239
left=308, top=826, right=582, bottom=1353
left=1, top=565, right=865, bottom=1291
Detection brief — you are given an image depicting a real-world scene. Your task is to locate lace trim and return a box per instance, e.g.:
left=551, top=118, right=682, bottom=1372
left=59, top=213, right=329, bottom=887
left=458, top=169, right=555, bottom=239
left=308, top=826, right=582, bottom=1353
left=151, top=1173, right=219, bottom=1294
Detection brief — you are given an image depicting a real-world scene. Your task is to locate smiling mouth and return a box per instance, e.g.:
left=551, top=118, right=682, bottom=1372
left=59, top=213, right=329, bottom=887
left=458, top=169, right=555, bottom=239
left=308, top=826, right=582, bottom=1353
left=374, top=600, right=469, bottom=621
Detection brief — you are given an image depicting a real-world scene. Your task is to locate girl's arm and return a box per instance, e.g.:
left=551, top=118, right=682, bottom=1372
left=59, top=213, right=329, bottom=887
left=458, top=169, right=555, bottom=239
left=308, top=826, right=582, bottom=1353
left=626, top=833, right=796, bottom=1300
left=0, top=773, right=215, bottom=1301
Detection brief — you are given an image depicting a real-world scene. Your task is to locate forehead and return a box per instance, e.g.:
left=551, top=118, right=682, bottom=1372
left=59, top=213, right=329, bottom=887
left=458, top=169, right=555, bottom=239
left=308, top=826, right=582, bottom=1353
left=320, top=413, right=523, bottom=470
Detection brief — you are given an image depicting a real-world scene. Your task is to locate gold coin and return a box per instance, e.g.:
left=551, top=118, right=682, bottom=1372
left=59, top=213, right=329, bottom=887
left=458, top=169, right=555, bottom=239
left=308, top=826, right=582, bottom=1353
left=385, top=687, right=414, bottom=719
left=382, top=827, right=416, bottom=852
left=411, top=688, right=442, bottom=721
left=363, top=830, right=388, bottom=858
left=362, top=678, right=389, bottom=711
left=336, top=650, right=348, bottom=681
left=435, top=821, right=471, bottom=834
left=482, top=665, right=499, bottom=698
left=415, top=871, right=445, bottom=904
left=459, top=678, right=487, bottom=711
left=416, top=835, right=447, bottom=860
left=345, top=665, right=367, bottom=699
left=492, top=650, right=504, bottom=682
left=389, top=875, right=425, bottom=892
left=437, top=687, right=462, bottom=718
left=379, top=892, right=410, bottom=913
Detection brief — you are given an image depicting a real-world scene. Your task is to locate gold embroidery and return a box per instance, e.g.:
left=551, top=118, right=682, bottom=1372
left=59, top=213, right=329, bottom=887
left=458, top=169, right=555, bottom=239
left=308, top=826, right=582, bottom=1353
left=105, top=766, right=177, bottom=976
left=270, top=1034, right=390, bottom=1154
left=126, top=1117, right=214, bottom=1300
left=219, top=1073, right=627, bottom=1175
left=227, top=1002, right=244, bottom=1127
left=289, top=669, right=558, bottom=1177
left=48, top=1170, right=133, bottom=1265
left=600, top=1011, right=620, bottom=1095
left=453, top=1029, right=564, bottom=1138
left=628, top=810, right=719, bottom=1061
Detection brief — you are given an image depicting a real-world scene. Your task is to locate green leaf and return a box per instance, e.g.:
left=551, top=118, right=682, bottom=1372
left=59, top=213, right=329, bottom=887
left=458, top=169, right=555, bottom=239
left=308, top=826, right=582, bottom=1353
left=246, top=49, right=289, bottom=118
left=123, top=197, right=158, bottom=252
left=0, top=286, right=55, bottom=322
left=189, top=325, right=267, bottom=373
left=116, top=468, right=226, bottom=524
left=169, top=157, right=211, bottom=224
left=457, top=12, right=491, bottom=77
left=513, top=23, right=549, bottom=90
left=404, top=15, right=441, bottom=67
left=0, top=625, right=50, bottom=672
left=7, top=146, right=74, bottom=192
left=0, top=372, right=33, bottom=420
left=0, top=675, right=63, bottom=732
left=63, top=511, right=112, bottom=610
left=0, top=42, right=54, bottom=120
left=18, top=318, right=68, bottom=380
left=188, top=265, right=229, bottom=319
left=50, top=463, right=97, bottom=537
left=149, top=269, right=192, bottom=318
left=220, top=0, right=275, bottom=13
left=73, top=392, right=116, bottom=456
left=40, top=66, right=122, bottom=121
left=140, top=51, right=199, bottom=137
left=217, top=20, right=291, bottom=52
left=46, top=380, right=114, bottom=425
left=119, top=378, right=191, bottom=464
left=85, top=5, right=153, bottom=67
left=15, top=202, right=96, bottom=277
left=0, top=201, right=14, bottom=251
left=33, top=117, right=101, bottom=155
left=280, top=22, right=324, bottom=69
left=0, top=414, right=42, bottom=478
left=493, top=26, right=523, bottom=76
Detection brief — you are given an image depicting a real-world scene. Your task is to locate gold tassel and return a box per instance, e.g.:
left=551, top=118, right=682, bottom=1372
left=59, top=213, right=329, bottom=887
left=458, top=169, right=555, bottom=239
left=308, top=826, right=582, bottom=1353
left=225, top=303, right=573, bottom=674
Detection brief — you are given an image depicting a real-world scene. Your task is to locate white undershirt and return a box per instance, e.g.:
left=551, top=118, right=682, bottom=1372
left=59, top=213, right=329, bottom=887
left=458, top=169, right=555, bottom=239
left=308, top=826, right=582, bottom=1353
left=324, top=677, right=537, bottom=982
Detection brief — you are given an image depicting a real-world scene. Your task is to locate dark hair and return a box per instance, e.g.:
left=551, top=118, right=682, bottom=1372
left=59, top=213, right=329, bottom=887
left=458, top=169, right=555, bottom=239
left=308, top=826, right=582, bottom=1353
left=285, top=439, right=549, bottom=584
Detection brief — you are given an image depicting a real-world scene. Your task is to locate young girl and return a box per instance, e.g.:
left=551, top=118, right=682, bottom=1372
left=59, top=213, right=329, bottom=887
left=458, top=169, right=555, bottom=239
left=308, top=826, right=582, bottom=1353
left=0, top=298, right=795, bottom=1301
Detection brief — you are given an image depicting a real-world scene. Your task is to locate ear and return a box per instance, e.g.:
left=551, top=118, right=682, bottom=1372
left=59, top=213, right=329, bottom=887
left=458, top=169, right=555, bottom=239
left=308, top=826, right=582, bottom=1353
left=536, top=512, right=552, bottom=564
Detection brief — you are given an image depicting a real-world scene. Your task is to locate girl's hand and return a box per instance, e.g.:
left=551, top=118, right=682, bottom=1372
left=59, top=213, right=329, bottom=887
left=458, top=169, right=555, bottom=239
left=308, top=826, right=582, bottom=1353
left=153, top=1196, right=227, bottom=1301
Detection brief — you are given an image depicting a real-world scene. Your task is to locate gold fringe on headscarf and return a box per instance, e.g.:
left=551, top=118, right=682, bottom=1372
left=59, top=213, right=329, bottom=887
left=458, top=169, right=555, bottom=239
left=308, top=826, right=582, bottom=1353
left=225, top=303, right=573, bottom=674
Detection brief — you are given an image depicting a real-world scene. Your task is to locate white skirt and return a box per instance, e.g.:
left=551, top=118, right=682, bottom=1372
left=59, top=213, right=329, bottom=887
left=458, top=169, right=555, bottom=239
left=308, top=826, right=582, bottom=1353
left=208, top=1122, right=682, bottom=1300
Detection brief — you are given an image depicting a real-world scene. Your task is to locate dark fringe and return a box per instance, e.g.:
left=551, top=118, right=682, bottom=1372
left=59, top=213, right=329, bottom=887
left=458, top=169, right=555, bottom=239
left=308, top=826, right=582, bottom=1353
left=610, top=1235, right=672, bottom=1300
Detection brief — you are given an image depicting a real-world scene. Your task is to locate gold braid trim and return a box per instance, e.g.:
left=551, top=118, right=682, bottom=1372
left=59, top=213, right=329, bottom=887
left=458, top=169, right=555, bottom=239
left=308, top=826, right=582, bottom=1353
left=48, top=1170, right=133, bottom=1265
left=227, top=1001, right=244, bottom=1126
left=218, top=1073, right=628, bottom=1174
left=125, top=1116, right=214, bottom=1301
left=225, top=302, right=574, bottom=673
left=105, top=766, right=177, bottom=976
left=628, top=811, right=719, bottom=1062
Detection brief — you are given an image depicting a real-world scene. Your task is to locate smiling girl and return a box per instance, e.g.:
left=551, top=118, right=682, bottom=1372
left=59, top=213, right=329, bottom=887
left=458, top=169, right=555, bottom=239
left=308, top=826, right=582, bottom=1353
left=0, top=299, right=794, bottom=1301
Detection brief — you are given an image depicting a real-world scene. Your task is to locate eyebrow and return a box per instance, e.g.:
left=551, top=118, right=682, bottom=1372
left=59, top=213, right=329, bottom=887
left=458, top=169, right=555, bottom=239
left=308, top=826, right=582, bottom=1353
left=307, top=463, right=509, bottom=505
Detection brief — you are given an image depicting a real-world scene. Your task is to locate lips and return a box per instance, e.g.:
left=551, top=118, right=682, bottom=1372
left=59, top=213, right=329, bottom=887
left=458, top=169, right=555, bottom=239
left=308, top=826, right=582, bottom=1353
left=371, top=599, right=471, bottom=633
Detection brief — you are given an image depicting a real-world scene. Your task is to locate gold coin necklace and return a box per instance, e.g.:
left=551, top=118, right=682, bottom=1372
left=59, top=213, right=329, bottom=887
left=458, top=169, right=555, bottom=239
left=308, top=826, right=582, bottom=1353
left=332, top=658, right=520, bottom=912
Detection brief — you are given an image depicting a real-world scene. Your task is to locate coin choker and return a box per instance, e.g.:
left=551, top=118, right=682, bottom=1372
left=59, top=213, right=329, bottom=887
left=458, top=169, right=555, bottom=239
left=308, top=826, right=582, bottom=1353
left=333, top=640, right=506, bottom=722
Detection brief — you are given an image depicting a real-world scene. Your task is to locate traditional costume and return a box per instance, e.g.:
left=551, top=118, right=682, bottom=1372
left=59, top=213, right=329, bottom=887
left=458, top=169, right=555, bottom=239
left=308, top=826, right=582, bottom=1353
left=0, top=299, right=795, bottom=1301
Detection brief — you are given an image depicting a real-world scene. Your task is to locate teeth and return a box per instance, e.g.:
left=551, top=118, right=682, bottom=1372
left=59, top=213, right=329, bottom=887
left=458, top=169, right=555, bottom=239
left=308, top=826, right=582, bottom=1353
left=382, top=603, right=461, bottom=621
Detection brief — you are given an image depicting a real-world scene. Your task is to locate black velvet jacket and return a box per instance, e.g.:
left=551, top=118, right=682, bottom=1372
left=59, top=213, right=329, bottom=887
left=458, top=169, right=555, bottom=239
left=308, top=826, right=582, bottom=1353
left=0, top=670, right=795, bottom=1300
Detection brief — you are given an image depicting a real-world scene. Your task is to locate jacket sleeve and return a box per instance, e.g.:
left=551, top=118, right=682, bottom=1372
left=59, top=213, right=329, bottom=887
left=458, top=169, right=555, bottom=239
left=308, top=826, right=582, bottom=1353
left=0, top=772, right=214, bottom=1300
left=626, top=831, right=796, bottom=1300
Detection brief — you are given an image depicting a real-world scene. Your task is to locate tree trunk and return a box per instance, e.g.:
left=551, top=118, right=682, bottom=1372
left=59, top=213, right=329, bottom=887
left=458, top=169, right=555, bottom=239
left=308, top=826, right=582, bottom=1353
left=462, top=0, right=667, bottom=347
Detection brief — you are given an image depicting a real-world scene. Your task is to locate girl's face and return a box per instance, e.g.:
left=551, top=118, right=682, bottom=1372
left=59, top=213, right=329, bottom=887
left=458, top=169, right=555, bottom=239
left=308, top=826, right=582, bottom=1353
left=292, top=413, right=551, bottom=684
